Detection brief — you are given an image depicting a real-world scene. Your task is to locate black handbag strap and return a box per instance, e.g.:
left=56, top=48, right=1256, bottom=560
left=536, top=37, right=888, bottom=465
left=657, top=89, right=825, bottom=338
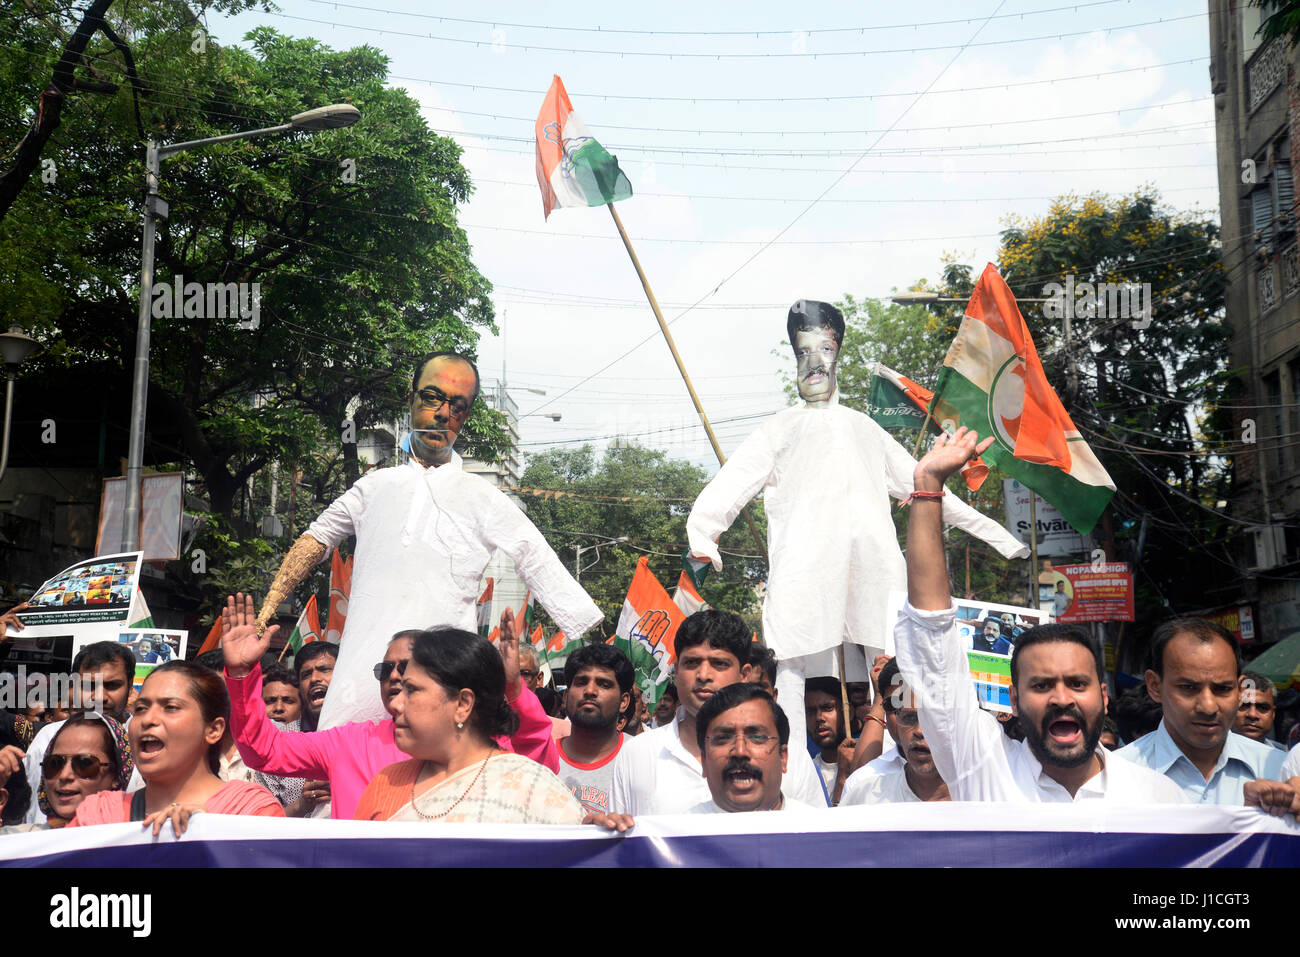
left=129, top=788, right=149, bottom=822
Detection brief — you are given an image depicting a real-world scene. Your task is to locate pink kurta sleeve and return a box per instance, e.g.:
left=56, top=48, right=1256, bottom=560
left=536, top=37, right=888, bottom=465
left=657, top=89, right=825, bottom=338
left=67, top=791, right=131, bottom=826
left=500, top=686, right=559, bottom=773
left=226, top=662, right=337, bottom=780
left=207, top=780, right=286, bottom=817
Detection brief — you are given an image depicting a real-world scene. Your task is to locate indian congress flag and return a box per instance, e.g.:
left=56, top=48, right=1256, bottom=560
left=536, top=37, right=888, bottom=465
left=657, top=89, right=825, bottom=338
left=931, top=264, right=1115, bottom=535
left=614, top=557, right=685, bottom=708
left=534, top=75, right=633, bottom=219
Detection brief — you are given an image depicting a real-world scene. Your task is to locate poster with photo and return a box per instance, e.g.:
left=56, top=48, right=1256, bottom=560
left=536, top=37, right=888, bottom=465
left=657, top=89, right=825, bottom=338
left=883, top=591, right=1049, bottom=714
left=8, top=553, right=144, bottom=642
left=116, top=629, right=188, bottom=691
left=1050, top=563, right=1135, bottom=623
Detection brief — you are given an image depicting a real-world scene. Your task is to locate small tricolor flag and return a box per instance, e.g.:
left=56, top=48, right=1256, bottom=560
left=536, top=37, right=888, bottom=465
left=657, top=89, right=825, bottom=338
left=931, top=264, right=1116, bottom=534
left=613, top=557, right=685, bottom=708
left=672, top=571, right=709, bottom=618
left=286, top=594, right=323, bottom=658
left=534, top=75, right=632, bottom=219
left=476, top=578, right=494, bottom=638
left=196, top=616, right=223, bottom=656
left=869, top=362, right=989, bottom=492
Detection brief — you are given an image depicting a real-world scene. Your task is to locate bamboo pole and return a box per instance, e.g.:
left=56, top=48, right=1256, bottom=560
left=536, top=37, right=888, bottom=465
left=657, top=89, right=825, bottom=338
left=606, top=203, right=769, bottom=565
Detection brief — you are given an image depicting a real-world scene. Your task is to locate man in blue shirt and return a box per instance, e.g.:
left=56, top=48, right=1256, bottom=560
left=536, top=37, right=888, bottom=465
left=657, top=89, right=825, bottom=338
left=1116, top=617, right=1296, bottom=811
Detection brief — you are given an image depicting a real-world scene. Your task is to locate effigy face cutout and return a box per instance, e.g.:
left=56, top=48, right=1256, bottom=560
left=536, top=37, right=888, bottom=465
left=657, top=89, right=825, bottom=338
left=794, top=328, right=839, bottom=406
left=408, top=357, right=477, bottom=465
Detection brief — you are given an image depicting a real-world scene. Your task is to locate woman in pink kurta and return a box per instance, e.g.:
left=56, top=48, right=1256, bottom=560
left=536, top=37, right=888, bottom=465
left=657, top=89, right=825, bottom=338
left=70, top=661, right=282, bottom=834
left=217, top=593, right=557, bottom=819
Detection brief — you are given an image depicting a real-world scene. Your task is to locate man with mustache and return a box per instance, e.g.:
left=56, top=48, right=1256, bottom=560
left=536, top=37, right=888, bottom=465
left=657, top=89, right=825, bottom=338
left=1234, top=671, right=1286, bottom=750
left=893, top=428, right=1187, bottom=804
left=687, top=301, right=1028, bottom=749
left=690, top=682, right=817, bottom=813
left=251, top=351, right=602, bottom=733
left=1116, top=621, right=1291, bottom=806
left=293, top=642, right=338, bottom=733
left=839, top=658, right=949, bottom=804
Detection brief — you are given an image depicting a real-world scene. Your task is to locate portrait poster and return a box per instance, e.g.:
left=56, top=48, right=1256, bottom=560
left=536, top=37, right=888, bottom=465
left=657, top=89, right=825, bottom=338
left=883, top=591, right=1048, bottom=713
left=116, top=629, right=188, bottom=691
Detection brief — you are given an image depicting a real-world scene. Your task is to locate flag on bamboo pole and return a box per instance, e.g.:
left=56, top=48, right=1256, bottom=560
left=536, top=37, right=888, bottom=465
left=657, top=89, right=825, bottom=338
left=869, top=362, right=990, bottom=491
left=324, top=550, right=351, bottom=643
left=672, top=571, right=709, bottom=618
left=476, top=579, right=494, bottom=638
left=930, top=263, right=1116, bottom=535
left=534, top=74, right=633, bottom=219
left=285, top=594, right=323, bottom=659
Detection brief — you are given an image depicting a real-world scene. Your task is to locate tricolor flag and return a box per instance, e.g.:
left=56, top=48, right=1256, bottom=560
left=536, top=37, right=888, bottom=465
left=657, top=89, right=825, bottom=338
left=196, top=616, right=223, bottom=656
left=128, top=589, right=154, bottom=629
left=518, top=591, right=535, bottom=633
left=869, top=362, right=989, bottom=491
left=324, top=550, right=351, bottom=643
left=672, top=571, right=709, bottom=618
left=614, top=557, right=685, bottom=708
left=930, top=264, right=1116, bottom=535
left=285, top=594, right=323, bottom=659
left=476, top=578, right=494, bottom=638
left=541, top=629, right=584, bottom=674
left=534, top=74, right=632, bottom=219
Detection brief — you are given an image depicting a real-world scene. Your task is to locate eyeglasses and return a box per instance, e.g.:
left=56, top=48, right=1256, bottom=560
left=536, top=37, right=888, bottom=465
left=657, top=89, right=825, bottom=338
left=704, top=730, right=781, bottom=752
left=41, top=753, right=110, bottom=779
left=519, top=669, right=538, bottom=680
left=373, top=661, right=398, bottom=682
left=414, top=386, right=470, bottom=418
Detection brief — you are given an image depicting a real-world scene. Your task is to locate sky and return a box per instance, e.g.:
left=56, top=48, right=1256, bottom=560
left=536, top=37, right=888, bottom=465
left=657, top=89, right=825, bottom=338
left=207, top=0, right=1218, bottom=474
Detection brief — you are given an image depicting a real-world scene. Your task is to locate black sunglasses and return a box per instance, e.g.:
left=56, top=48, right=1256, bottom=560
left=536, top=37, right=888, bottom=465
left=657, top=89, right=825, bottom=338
left=373, top=661, right=397, bottom=682
left=41, top=753, right=110, bottom=779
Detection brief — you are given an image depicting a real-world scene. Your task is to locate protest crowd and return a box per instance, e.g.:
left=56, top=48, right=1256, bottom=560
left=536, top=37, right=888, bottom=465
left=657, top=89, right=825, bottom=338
left=3, top=306, right=1300, bottom=859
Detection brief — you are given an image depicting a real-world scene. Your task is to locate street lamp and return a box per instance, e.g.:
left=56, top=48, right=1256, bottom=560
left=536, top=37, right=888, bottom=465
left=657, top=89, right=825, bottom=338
left=121, top=104, right=361, bottom=551
left=575, top=535, right=628, bottom=583
left=522, top=412, right=562, bottom=421
left=0, top=324, right=40, bottom=485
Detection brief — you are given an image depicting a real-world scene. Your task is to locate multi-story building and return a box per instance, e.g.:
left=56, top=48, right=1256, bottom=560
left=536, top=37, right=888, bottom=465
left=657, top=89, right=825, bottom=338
left=1209, top=0, right=1300, bottom=648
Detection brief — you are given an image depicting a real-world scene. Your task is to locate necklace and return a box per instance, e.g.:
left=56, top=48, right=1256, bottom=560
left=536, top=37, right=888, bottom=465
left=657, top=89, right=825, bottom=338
left=411, top=749, right=495, bottom=820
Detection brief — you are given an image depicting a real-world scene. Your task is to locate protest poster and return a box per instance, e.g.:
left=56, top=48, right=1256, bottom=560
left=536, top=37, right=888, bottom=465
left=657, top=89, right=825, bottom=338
left=116, top=629, right=189, bottom=690
left=5, top=553, right=145, bottom=653
left=1049, top=563, right=1135, bottom=623
left=883, top=591, right=1048, bottom=713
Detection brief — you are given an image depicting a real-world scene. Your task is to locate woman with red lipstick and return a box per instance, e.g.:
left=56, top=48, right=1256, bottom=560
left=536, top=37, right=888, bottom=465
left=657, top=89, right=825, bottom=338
left=70, top=662, right=283, bottom=834
left=36, top=713, right=132, bottom=828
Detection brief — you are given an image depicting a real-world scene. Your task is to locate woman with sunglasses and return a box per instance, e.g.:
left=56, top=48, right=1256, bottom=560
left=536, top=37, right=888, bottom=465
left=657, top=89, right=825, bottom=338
left=70, top=661, right=283, bottom=834
left=32, top=713, right=132, bottom=828
left=354, top=627, right=585, bottom=824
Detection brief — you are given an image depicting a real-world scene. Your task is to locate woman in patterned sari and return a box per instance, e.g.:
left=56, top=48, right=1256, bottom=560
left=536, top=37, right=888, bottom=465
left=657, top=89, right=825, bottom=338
left=355, top=628, right=585, bottom=825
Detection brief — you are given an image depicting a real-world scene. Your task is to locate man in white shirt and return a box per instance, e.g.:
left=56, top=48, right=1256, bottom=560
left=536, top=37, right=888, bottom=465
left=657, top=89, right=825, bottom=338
left=688, top=682, right=818, bottom=814
left=686, top=301, right=1028, bottom=739
left=805, top=676, right=849, bottom=805
left=610, top=610, right=826, bottom=815
left=252, top=352, right=603, bottom=729
left=894, top=428, right=1187, bottom=805
left=839, top=658, right=949, bottom=805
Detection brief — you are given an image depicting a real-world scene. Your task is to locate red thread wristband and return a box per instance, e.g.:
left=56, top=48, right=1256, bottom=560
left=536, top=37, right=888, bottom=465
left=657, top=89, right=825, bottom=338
left=901, top=489, right=945, bottom=506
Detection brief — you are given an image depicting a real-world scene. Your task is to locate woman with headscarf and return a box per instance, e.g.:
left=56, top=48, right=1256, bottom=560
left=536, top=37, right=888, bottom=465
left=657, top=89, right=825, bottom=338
left=354, top=628, right=585, bottom=824
left=36, top=712, right=133, bottom=828
left=70, top=661, right=283, bottom=834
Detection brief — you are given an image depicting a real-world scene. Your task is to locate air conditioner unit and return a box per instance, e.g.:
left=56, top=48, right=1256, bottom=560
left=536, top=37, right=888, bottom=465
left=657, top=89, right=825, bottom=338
left=1249, top=524, right=1285, bottom=570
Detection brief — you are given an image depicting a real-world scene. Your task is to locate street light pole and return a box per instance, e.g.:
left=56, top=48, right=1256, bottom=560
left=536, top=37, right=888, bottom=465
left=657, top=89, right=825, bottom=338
left=120, top=105, right=361, bottom=551
left=574, top=536, right=628, bottom=584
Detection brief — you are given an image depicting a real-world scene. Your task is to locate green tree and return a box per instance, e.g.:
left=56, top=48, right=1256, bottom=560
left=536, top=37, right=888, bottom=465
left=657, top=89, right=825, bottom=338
left=2, top=12, right=505, bottom=613
left=993, top=190, right=1231, bottom=624
left=518, top=444, right=766, bottom=637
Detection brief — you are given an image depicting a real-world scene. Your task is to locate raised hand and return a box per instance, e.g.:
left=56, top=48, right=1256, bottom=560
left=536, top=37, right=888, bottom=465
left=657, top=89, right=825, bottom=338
left=497, top=607, right=522, bottom=700
left=914, top=426, right=995, bottom=491
left=221, top=593, right=278, bottom=679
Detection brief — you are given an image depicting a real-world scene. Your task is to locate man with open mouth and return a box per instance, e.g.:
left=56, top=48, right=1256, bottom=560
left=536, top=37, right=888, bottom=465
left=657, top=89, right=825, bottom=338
left=690, top=682, right=816, bottom=814
left=893, top=427, right=1188, bottom=805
